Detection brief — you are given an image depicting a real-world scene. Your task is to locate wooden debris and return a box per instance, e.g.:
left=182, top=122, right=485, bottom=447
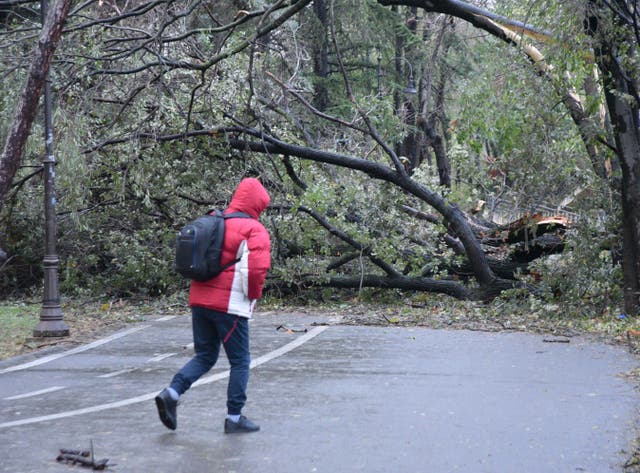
left=56, top=447, right=110, bottom=470
left=276, top=324, right=307, bottom=334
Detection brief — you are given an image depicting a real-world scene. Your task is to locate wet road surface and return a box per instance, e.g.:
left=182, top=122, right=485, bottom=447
left=0, top=311, right=637, bottom=472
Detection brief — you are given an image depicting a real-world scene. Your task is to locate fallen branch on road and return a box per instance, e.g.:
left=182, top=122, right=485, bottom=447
left=56, top=445, right=111, bottom=470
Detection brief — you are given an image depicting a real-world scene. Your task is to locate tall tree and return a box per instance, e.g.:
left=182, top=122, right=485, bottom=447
left=0, top=0, right=73, bottom=213
left=312, top=0, right=329, bottom=111
left=585, top=0, right=640, bottom=315
left=378, top=0, right=640, bottom=314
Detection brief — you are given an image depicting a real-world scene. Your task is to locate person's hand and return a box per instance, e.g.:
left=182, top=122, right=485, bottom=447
left=250, top=299, right=258, bottom=313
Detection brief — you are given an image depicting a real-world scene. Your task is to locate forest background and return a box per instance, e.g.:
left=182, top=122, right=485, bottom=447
left=1, top=0, right=640, bottom=356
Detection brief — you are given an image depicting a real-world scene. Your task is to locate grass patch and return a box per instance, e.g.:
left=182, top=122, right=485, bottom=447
left=0, top=303, right=39, bottom=359
left=0, top=295, right=190, bottom=361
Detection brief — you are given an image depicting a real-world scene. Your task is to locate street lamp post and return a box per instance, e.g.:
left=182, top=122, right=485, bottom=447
left=33, top=0, right=69, bottom=338
left=377, top=55, right=417, bottom=98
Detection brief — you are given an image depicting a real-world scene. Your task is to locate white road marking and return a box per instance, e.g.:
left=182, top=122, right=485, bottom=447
left=0, top=325, right=150, bottom=375
left=156, top=316, right=176, bottom=322
left=3, top=386, right=65, bottom=401
left=99, top=351, right=177, bottom=380
left=98, top=352, right=177, bottom=379
left=97, top=368, right=136, bottom=379
left=0, top=325, right=328, bottom=429
left=147, top=353, right=177, bottom=363
left=98, top=353, right=177, bottom=378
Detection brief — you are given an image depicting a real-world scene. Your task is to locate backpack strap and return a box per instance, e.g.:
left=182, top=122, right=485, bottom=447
left=206, top=209, right=252, bottom=219
left=216, top=210, right=253, bottom=273
left=223, top=211, right=252, bottom=219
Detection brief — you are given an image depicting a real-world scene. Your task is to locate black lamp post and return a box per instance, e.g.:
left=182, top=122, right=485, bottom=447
left=377, top=55, right=417, bottom=98
left=33, top=0, right=69, bottom=338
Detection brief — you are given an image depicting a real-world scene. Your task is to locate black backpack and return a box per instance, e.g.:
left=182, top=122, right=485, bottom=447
left=175, top=209, right=251, bottom=281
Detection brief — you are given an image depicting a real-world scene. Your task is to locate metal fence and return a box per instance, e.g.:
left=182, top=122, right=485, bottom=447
left=487, top=199, right=581, bottom=225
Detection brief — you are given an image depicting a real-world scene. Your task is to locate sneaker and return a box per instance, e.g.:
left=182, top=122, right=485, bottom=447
left=155, top=388, right=177, bottom=430
left=224, top=415, right=260, bottom=434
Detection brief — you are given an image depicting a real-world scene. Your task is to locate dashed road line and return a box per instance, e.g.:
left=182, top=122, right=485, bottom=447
left=0, top=325, right=328, bottom=429
left=97, top=353, right=177, bottom=379
left=147, top=352, right=177, bottom=363
left=97, top=368, right=137, bottom=379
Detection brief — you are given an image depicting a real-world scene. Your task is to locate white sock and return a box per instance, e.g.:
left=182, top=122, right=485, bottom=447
left=167, top=387, right=179, bottom=401
left=227, top=414, right=241, bottom=423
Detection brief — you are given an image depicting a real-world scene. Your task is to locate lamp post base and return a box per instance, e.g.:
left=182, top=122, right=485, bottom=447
left=33, top=304, right=69, bottom=337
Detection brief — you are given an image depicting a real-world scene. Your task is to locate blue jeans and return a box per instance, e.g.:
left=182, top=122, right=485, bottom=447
left=169, top=307, right=250, bottom=416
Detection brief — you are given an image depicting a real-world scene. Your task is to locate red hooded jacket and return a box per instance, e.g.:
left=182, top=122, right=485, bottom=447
left=188, top=178, right=271, bottom=317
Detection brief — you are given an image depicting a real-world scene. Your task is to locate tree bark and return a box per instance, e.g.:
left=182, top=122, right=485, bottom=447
left=0, top=0, right=72, bottom=213
left=324, top=274, right=472, bottom=299
left=312, top=0, right=329, bottom=111
left=417, top=17, right=451, bottom=186
left=587, top=1, right=640, bottom=314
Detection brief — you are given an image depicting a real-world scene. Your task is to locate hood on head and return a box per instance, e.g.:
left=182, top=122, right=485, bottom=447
left=227, top=178, right=270, bottom=218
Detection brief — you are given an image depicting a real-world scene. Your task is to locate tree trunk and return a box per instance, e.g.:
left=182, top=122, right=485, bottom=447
left=0, top=0, right=73, bottom=213
left=312, top=0, right=329, bottom=111
left=419, top=116, right=450, bottom=187
left=620, top=170, right=640, bottom=315
left=379, top=0, right=639, bottom=311
left=431, top=52, right=451, bottom=187
left=418, top=17, right=451, bottom=187
left=324, top=274, right=472, bottom=299
left=598, top=62, right=640, bottom=315
left=586, top=1, right=640, bottom=315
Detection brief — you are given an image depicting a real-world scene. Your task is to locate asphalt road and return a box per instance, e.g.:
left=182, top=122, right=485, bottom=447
left=0, top=311, right=638, bottom=473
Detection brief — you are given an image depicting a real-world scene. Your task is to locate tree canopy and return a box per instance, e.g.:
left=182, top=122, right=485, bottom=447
left=0, top=0, right=637, bottom=316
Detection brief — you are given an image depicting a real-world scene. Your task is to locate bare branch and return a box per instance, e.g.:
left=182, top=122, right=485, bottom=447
left=265, top=71, right=368, bottom=133
left=271, top=204, right=402, bottom=278
left=328, top=0, right=408, bottom=177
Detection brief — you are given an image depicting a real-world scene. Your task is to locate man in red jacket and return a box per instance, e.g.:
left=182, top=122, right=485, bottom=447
left=155, top=177, right=271, bottom=434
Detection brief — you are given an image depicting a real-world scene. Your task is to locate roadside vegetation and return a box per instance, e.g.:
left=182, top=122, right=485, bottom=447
left=1, top=0, right=640, bottom=359
left=2, top=289, right=638, bottom=362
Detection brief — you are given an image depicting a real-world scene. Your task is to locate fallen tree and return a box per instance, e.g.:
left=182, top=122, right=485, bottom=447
left=72, top=117, right=568, bottom=301
left=0, top=0, right=584, bottom=303
left=222, top=127, right=566, bottom=299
